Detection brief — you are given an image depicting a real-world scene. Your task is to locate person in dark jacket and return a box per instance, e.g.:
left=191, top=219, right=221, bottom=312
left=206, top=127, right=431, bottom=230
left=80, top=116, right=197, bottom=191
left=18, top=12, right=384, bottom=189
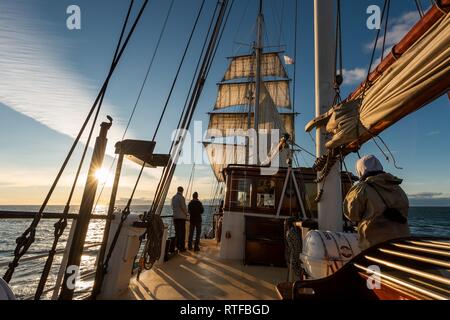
left=188, top=192, right=204, bottom=251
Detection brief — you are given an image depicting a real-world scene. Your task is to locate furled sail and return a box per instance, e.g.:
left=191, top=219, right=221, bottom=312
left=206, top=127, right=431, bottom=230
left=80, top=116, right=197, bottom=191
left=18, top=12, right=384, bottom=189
left=215, top=80, right=291, bottom=110
left=306, top=6, right=450, bottom=152
left=223, top=52, right=288, bottom=81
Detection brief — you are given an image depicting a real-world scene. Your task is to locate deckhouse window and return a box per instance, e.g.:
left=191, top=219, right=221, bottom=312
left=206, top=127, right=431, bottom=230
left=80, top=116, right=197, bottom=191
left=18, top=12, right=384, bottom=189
left=234, top=178, right=252, bottom=208
left=256, top=179, right=276, bottom=209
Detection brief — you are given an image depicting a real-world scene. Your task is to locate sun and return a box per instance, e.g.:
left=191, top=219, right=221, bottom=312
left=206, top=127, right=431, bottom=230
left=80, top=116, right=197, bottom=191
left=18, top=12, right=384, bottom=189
left=94, top=168, right=109, bottom=184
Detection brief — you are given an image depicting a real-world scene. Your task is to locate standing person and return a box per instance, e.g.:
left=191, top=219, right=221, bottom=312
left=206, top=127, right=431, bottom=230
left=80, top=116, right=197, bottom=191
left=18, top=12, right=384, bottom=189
left=188, top=192, right=204, bottom=252
left=344, top=155, right=410, bottom=251
left=171, top=186, right=188, bottom=252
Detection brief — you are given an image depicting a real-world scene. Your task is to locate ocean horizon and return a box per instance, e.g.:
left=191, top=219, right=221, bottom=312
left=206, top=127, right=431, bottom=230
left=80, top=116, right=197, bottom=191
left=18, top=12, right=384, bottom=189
left=0, top=205, right=449, bottom=299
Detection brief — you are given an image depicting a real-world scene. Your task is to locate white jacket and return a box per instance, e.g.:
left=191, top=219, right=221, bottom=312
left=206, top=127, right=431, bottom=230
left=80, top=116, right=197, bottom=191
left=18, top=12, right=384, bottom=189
left=171, top=192, right=188, bottom=220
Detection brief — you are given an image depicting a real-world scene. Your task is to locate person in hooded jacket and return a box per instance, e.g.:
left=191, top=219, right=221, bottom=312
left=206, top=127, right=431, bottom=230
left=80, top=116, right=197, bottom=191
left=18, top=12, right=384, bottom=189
left=344, top=155, right=410, bottom=251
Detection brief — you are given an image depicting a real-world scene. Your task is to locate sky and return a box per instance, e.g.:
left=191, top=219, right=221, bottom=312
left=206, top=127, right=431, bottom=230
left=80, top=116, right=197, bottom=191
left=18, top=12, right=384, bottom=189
left=0, top=0, right=449, bottom=207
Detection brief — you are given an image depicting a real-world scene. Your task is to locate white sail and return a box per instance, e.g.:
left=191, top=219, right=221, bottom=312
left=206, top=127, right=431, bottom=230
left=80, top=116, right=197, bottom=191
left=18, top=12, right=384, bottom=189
left=223, top=52, right=288, bottom=81
left=256, top=81, right=293, bottom=166
left=257, top=81, right=293, bottom=137
left=203, top=142, right=248, bottom=182
left=205, top=51, right=296, bottom=181
left=207, top=111, right=295, bottom=139
left=215, top=80, right=291, bottom=110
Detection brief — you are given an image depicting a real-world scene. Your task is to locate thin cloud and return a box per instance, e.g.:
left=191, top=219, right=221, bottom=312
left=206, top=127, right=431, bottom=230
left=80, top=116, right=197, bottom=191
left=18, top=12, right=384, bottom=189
left=342, top=68, right=367, bottom=85
left=365, top=11, right=421, bottom=71
left=0, top=2, right=124, bottom=148
left=116, top=198, right=152, bottom=206
left=408, top=193, right=450, bottom=206
left=342, top=12, right=421, bottom=87
left=365, top=11, right=420, bottom=52
left=409, top=192, right=445, bottom=200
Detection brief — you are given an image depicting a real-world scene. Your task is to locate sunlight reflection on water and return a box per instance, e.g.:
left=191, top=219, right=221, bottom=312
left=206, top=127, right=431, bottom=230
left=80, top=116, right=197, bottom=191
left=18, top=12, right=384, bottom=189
left=0, top=205, right=448, bottom=299
left=0, top=205, right=216, bottom=299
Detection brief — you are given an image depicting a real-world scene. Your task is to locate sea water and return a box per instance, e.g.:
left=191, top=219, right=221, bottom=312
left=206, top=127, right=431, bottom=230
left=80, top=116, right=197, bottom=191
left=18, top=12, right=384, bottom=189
left=0, top=205, right=448, bottom=299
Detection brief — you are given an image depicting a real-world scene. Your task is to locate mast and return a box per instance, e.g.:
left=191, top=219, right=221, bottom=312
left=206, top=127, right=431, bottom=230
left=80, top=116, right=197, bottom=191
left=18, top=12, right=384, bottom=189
left=246, top=84, right=253, bottom=165
left=59, top=119, right=112, bottom=300
left=254, top=0, right=264, bottom=165
left=314, top=0, right=343, bottom=232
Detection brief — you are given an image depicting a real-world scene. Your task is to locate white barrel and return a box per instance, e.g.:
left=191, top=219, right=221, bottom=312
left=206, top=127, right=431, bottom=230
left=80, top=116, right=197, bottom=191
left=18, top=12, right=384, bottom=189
left=0, top=278, right=16, bottom=300
left=301, top=230, right=360, bottom=279
left=98, top=212, right=146, bottom=300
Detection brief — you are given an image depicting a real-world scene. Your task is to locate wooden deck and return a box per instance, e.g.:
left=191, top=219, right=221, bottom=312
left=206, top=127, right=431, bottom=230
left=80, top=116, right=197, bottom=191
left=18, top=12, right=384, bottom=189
left=122, top=240, right=286, bottom=300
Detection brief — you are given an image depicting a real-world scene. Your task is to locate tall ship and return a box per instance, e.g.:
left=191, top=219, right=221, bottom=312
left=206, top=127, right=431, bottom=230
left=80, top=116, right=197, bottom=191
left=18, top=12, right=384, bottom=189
left=0, top=0, right=449, bottom=301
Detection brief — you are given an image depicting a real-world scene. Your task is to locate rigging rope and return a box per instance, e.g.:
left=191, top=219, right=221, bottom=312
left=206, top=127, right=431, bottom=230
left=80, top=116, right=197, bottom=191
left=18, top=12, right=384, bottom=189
left=314, top=0, right=401, bottom=193
left=126, top=0, right=176, bottom=138
left=232, top=0, right=251, bottom=55
left=96, top=0, right=209, bottom=292
left=137, top=0, right=233, bottom=281
left=415, top=0, right=425, bottom=18
left=150, top=0, right=234, bottom=218
left=139, top=213, right=165, bottom=272
left=380, top=0, right=391, bottom=62
left=47, top=0, right=148, bottom=299
left=3, top=0, right=149, bottom=286
left=292, top=0, right=299, bottom=116
left=313, top=0, right=344, bottom=203
left=358, top=0, right=402, bottom=169
left=92, top=0, right=176, bottom=214
left=148, top=1, right=221, bottom=217
left=152, top=0, right=208, bottom=142
left=335, top=0, right=343, bottom=87
left=362, top=0, right=389, bottom=100
left=186, top=164, right=197, bottom=201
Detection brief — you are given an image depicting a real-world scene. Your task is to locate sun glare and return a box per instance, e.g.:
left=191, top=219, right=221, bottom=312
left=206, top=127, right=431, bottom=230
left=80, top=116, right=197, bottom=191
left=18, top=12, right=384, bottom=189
left=94, top=168, right=109, bottom=184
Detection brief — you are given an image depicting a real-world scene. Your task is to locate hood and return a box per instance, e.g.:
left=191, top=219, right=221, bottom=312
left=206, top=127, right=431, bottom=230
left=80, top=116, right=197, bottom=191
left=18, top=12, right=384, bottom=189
left=365, top=173, right=403, bottom=191
left=356, top=155, right=384, bottom=178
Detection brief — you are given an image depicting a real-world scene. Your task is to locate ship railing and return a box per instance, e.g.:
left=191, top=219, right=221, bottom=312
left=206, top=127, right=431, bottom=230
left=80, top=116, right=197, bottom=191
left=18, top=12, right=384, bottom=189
left=0, top=211, right=107, bottom=299
left=159, top=214, right=219, bottom=239
left=0, top=243, right=101, bottom=269
left=23, top=269, right=98, bottom=300
left=23, top=271, right=96, bottom=300
left=0, top=210, right=218, bottom=299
